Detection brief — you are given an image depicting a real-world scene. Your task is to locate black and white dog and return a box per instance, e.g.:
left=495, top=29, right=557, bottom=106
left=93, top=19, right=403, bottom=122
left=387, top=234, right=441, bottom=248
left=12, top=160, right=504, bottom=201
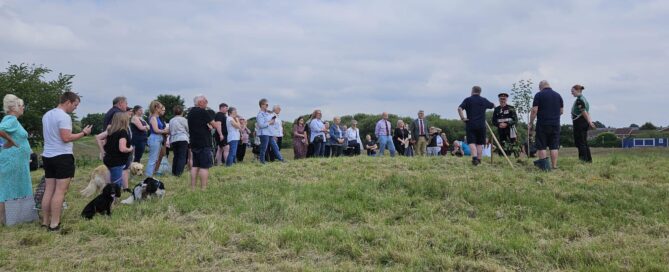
left=120, top=177, right=165, bottom=205
left=81, top=183, right=121, bottom=219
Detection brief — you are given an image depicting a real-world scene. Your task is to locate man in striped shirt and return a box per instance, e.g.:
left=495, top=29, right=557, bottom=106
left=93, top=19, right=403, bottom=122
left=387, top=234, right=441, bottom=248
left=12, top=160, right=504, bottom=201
left=374, top=112, right=396, bottom=157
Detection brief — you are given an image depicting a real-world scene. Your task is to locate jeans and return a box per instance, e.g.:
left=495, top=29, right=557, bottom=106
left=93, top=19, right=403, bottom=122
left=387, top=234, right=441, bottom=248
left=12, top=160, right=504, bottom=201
left=259, top=135, right=283, bottom=163
left=145, top=134, right=163, bottom=176
left=171, top=141, right=189, bottom=176
left=226, top=140, right=239, bottom=166
left=427, top=147, right=441, bottom=156
left=108, top=165, right=124, bottom=188
left=376, top=135, right=396, bottom=157
left=132, top=139, right=147, bottom=162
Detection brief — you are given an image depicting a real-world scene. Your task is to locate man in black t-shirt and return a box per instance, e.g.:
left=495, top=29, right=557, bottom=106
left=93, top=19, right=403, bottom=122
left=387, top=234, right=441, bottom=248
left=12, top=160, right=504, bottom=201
left=214, top=103, right=229, bottom=166
left=529, top=80, right=564, bottom=171
left=187, top=95, right=221, bottom=190
left=458, top=86, right=494, bottom=166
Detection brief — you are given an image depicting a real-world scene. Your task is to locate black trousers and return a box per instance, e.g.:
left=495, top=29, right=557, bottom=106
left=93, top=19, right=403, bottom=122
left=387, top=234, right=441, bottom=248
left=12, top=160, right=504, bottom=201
left=237, top=143, right=247, bottom=162
left=573, top=117, right=592, bottom=162
left=497, top=127, right=515, bottom=144
left=171, top=141, right=189, bottom=176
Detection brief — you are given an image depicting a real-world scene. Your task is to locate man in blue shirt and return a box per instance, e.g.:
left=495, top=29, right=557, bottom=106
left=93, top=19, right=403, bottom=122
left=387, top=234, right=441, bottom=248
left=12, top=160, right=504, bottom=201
left=529, top=80, right=563, bottom=171
left=458, top=86, right=494, bottom=165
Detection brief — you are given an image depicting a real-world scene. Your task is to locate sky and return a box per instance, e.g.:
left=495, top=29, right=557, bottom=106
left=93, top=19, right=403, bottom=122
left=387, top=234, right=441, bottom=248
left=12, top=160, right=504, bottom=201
left=1, top=0, right=668, bottom=127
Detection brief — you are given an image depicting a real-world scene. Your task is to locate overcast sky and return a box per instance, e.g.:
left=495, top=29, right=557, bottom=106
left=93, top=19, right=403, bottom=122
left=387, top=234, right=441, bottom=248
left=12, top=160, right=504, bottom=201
left=1, top=0, right=668, bottom=127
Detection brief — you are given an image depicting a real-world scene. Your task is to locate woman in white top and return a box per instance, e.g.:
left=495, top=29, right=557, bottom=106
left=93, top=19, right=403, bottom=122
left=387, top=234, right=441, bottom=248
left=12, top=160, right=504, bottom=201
left=169, top=106, right=189, bottom=176
left=225, top=107, right=242, bottom=166
left=346, top=120, right=363, bottom=156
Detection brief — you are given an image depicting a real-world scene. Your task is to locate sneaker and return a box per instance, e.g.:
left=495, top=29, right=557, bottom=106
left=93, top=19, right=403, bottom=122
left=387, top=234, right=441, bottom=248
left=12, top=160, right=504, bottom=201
left=62, top=202, right=69, bottom=209
left=47, top=224, right=61, bottom=232
left=472, top=159, right=480, bottom=166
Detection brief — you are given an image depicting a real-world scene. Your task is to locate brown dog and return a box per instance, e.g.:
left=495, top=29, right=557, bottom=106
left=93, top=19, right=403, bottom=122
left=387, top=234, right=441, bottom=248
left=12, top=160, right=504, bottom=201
left=80, top=162, right=143, bottom=197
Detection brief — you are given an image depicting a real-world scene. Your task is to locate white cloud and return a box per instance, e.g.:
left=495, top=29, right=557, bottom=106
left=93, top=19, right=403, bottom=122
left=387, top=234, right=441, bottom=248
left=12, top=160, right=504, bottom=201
left=1, top=0, right=668, bottom=127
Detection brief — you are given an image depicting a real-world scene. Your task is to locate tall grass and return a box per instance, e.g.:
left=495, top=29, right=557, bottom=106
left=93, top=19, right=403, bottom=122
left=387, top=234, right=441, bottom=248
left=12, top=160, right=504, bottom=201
left=1, top=148, right=668, bottom=271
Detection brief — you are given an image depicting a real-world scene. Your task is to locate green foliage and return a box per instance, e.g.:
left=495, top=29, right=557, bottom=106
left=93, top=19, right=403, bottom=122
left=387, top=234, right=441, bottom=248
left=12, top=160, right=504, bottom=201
left=640, top=122, right=657, bottom=130
left=145, top=94, right=185, bottom=122
left=560, top=124, right=575, bottom=147
left=0, top=63, right=75, bottom=146
left=80, top=113, right=105, bottom=135
left=510, top=79, right=534, bottom=151
left=589, top=132, right=621, bottom=147
left=4, top=147, right=669, bottom=271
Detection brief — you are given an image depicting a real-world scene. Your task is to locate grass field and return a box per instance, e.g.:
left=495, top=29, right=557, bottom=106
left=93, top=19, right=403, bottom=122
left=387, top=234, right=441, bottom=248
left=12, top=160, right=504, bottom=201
left=2, top=140, right=669, bottom=271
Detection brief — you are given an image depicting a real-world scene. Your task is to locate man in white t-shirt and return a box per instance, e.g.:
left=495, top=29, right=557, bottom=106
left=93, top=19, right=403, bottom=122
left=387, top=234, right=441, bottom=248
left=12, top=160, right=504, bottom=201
left=41, top=92, right=92, bottom=232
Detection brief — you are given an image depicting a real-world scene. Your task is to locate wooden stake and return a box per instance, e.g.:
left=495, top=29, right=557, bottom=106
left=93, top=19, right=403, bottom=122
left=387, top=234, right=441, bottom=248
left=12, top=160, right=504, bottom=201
left=486, top=122, right=514, bottom=169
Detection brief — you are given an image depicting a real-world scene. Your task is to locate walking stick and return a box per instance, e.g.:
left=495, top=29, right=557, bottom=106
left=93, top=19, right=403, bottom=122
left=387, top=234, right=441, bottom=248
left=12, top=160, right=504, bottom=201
left=486, top=122, right=514, bottom=169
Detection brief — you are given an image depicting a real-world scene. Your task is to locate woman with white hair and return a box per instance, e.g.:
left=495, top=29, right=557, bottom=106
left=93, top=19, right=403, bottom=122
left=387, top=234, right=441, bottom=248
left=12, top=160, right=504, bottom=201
left=0, top=94, right=34, bottom=225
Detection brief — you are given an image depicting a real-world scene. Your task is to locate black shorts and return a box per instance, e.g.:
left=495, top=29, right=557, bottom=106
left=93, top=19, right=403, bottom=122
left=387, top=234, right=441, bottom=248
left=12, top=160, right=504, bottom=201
left=191, top=147, right=213, bottom=168
left=466, top=126, right=486, bottom=145
left=43, top=154, right=75, bottom=179
left=535, top=124, right=561, bottom=150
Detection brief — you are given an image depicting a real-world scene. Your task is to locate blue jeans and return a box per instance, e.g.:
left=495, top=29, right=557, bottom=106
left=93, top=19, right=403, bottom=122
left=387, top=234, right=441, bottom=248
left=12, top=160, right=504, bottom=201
left=259, top=135, right=283, bottom=163
left=108, top=165, right=124, bottom=188
left=377, top=135, right=396, bottom=157
left=226, top=140, right=239, bottom=166
left=145, top=134, right=163, bottom=176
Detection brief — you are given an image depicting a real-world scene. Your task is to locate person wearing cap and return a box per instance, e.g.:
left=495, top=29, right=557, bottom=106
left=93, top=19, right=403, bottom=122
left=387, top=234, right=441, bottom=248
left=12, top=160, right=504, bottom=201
left=492, top=92, right=518, bottom=147
left=458, top=86, right=495, bottom=166
left=410, top=110, right=430, bottom=156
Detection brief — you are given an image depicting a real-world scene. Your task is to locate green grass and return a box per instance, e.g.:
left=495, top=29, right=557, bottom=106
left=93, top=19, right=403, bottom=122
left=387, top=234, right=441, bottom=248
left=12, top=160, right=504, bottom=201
left=2, top=143, right=669, bottom=271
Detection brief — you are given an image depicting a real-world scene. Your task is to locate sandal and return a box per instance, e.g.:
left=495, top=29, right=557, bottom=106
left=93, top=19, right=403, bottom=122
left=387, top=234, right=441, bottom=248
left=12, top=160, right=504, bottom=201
left=47, top=224, right=61, bottom=232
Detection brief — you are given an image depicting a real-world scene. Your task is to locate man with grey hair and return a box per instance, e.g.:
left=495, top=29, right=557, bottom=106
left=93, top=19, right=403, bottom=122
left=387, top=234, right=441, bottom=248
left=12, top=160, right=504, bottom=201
left=410, top=110, right=430, bottom=156
left=187, top=95, right=220, bottom=190
left=458, top=86, right=495, bottom=166
left=103, top=96, right=128, bottom=129
left=530, top=80, right=563, bottom=171
left=374, top=112, right=396, bottom=157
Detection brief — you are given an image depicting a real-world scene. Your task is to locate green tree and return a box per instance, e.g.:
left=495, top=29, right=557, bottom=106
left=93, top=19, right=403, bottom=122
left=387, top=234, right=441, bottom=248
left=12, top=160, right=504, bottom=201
left=510, top=79, right=534, bottom=153
left=560, top=124, right=575, bottom=147
left=146, top=94, right=185, bottom=122
left=81, top=113, right=106, bottom=135
left=589, top=132, right=621, bottom=148
left=0, top=63, right=75, bottom=146
left=640, top=122, right=657, bottom=130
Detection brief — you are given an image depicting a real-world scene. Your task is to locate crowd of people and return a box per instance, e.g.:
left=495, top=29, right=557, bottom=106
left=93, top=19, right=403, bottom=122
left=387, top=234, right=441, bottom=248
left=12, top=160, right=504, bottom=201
left=0, top=79, right=596, bottom=228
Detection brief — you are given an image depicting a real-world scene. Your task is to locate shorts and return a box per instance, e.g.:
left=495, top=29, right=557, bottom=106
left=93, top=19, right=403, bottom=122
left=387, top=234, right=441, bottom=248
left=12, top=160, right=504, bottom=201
left=43, top=154, right=75, bottom=179
left=191, top=147, right=213, bottom=168
left=535, top=124, right=560, bottom=150
left=466, top=126, right=486, bottom=145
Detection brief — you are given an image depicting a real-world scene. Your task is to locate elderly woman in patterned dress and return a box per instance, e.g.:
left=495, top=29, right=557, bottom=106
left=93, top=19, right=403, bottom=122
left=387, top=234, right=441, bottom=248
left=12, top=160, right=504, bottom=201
left=0, top=94, right=33, bottom=225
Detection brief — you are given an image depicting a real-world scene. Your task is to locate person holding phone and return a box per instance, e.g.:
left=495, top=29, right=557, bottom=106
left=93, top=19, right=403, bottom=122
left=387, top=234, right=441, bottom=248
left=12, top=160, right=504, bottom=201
left=256, top=98, right=284, bottom=163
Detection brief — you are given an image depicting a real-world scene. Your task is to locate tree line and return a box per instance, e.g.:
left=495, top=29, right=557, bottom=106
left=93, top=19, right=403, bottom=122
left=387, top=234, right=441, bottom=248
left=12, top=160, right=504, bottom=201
left=2, top=63, right=666, bottom=149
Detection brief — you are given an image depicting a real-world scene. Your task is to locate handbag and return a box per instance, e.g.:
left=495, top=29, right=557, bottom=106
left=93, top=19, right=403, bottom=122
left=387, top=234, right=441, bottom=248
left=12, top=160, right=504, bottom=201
left=4, top=196, right=39, bottom=226
left=313, top=135, right=324, bottom=144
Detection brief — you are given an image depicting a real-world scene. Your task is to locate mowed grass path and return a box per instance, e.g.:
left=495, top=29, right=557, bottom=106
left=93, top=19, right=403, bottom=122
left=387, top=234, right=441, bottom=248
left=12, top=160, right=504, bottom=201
left=2, top=148, right=669, bottom=271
